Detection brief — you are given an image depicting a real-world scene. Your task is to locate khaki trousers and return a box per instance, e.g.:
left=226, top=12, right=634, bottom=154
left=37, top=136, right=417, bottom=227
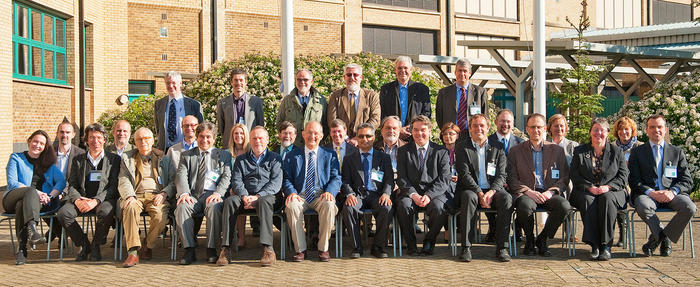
left=285, top=197, right=338, bottom=252
left=122, top=192, right=170, bottom=250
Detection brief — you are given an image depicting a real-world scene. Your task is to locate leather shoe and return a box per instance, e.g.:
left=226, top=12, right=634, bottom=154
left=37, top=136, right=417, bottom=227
left=660, top=237, right=672, bottom=257
left=179, top=248, right=196, bottom=265
left=206, top=248, right=218, bottom=264
left=524, top=239, right=536, bottom=256
left=420, top=242, right=434, bottom=256
left=590, top=246, right=600, bottom=260
left=535, top=236, right=551, bottom=257
left=260, top=249, right=276, bottom=267
left=26, top=221, right=46, bottom=245
left=497, top=248, right=511, bottom=262
left=407, top=248, right=419, bottom=256
left=15, top=250, right=27, bottom=265
left=350, top=248, right=362, bottom=259
left=642, top=237, right=659, bottom=257
left=292, top=251, right=306, bottom=262
left=90, top=243, right=102, bottom=261
left=318, top=250, right=331, bottom=262
left=459, top=247, right=472, bottom=262
left=484, top=232, right=495, bottom=243
left=217, top=247, right=231, bottom=266
left=122, top=254, right=139, bottom=268
left=140, top=247, right=153, bottom=260
left=598, top=246, right=611, bottom=261
left=76, top=244, right=91, bottom=262
left=371, top=246, right=388, bottom=259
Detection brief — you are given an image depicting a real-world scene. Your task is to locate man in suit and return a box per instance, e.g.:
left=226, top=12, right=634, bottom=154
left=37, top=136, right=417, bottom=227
left=507, top=113, right=571, bottom=257
left=328, top=119, right=358, bottom=172
left=629, top=114, right=696, bottom=257
left=218, top=126, right=282, bottom=267
left=327, top=63, right=381, bottom=139
left=105, top=120, right=134, bottom=157
left=165, top=115, right=199, bottom=170
left=274, top=121, right=302, bottom=161
left=154, top=71, right=204, bottom=151
left=57, top=123, right=120, bottom=262
left=379, top=56, right=431, bottom=141
left=276, top=69, right=328, bottom=146
left=485, top=109, right=525, bottom=242
left=283, top=121, right=341, bottom=262
left=174, top=122, right=232, bottom=265
left=436, top=58, right=488, bottom=138
left=374, top=116, right=406, bottom=171
left=396, top=115, right=452, bottom=255
left=217, top=69, right=265, bottom=149
left=341, top=123, right=394, bottom=259
left=455, top=114, right=511, bottom=262
left=118, top=128, right=170, bottom=267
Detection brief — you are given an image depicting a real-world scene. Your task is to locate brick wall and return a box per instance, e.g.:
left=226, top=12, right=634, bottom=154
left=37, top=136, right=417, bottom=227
left=12, top=81, right=73, bottom=145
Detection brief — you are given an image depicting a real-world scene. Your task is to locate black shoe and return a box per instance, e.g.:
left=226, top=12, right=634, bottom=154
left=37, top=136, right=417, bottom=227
left=371, top=246, right=388, bottom=259
left=26, top=221, right=46, bottom=245
left=459, top=247, right=472, bottom=262
left=535, top=236, right=551, bottom=257
left=253, top=228, right=260, bottom=238
left=642, top=237, right=659, bottom=257
left=180, top=248, right=196, bottom=265
left=660, top=237, right=672, bottom=257
left=497, top=248, right=511, bottom=262
left=76, top=244, right=91, bottom=262
left=615, top=239, right=624, bottom=248
left=524, top=238, right=536, bottom=256
left=484, top=232, right=495, bottom=243
left=598, top=246, right=611, bottom=261
left=590, top=245, right=600, bottom=260
left=350, top=248, right=362, bottom=259
left=15, top=250, right=27, bottom=265
left=90, top=243, right=102, bottom=261
left=207, top=248, right=218, bottom=263
left=420, top=242, right=434, bottom=256
left=407, top=247, right=419, bottom=256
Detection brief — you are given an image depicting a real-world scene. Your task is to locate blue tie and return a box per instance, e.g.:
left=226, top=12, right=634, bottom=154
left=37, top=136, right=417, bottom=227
left=303, top=151, right=317, bottom=203
left=362, top=153, right=371, bottom=191
left=502, top=138, right=508, bottom=156
left=167, top=99, right=177, bottom=142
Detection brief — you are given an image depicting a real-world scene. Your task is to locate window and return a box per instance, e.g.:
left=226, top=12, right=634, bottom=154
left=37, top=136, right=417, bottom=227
left=596, top=0, right=643, bottom=29
left=455, top=33, right=516, bottom=63
left=455, top=0, right=518, bottom=21
left=363, top=26, right=436, bottom=55
left=363, top=0, right=439, bottom=11
left=12, top=2, right=67, bottom=85
left=128, top=80, right=154, bottom=102
left=652, top=0, right=691, bottom=25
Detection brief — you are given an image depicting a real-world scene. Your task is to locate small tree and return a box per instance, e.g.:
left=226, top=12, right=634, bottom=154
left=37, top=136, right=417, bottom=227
left=550, top=0, right=607, bottom=143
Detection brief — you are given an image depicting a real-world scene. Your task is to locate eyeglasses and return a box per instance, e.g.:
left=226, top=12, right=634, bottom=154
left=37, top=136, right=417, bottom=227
left=182, top=124, right=198, bottom=128
left=356, top=134, right=374, bottom=139
left=345, top=73, right=361, bottom=78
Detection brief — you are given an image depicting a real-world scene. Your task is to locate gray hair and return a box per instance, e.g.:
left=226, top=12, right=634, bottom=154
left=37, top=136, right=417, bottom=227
left=356, top=123, right=376, bottom=133
left=133, top=127, right=153, bottom=139
left=394, top=56, right=413, bottom=67
left=590, top=118, right=610, bottom=133
left=380, top=116, right=401, bottom=129
left=343, top=63, right=363, bottom=75
left=295, top=68, right=313, bottom=80
left=455, top=58, right=472, bottom=73
left=165, top=71, right=182, bottom=82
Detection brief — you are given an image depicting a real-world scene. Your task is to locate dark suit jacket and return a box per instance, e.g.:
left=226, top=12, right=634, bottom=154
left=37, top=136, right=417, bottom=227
left=628, top=142, right=693, bottom=201
left=216, top=93, right=265, bottom=149
left=54, top=143, right=85, bottom=184
left=570, top=143, right=629, bottom=200
left=66, top=151, right=121, bottom=203
left=379, top=80, right=431, bottom=125
left=282, top=146, right=342, bottom=198
left=231, top=151, right=283, bottom=198
left=455, top=140, right=507, bottom=194
left=324, top=142, right=358, bottom=168
left=396, top=142, right=451, bottom=199
left=175, top=147, right=232, bottom=198
left=487, top=133, right=524, bottom=154
left=341, top=149, right=394, bottom=198
left=435, top=83, right=488, bottom=131
left=154, top=96, right=204, bottom=151
left=507, top=141, right=570, bottom=197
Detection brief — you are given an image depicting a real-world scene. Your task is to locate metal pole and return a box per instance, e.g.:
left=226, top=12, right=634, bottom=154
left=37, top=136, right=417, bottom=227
left=533, top=0, right=546, bottom=117
left=281, top=0, right=294, bottom=95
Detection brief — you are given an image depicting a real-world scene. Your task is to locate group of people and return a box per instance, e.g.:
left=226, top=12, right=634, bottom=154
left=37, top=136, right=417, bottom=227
left=4, top=56, right=695, bottom=268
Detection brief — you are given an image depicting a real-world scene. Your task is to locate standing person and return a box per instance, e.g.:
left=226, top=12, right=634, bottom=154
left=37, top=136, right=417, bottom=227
left=276, top=69, right=328, bottom=146
left=629, top=115, right=695, bottom=257
left=548, top=114, right=578, bottom=165
left=610, top=116, right=644, bottom=247
left=217, top=69, right=265, bottom=149
left=105, top=120, right=134, bottom=157
left=327, top=63, right=381, bottom=139
left=4, top=130, right=65, bottom=265
left=227, top=123, right=250, bottom=248
left=569, top=118, right=628, bottom=261
left=436, top=58, right=488, bottom=138
left=154, top=71, right=204, bottom=151
left=379, top=56, right=431, bottom=141
left=49, top=120, right=85, bottom=242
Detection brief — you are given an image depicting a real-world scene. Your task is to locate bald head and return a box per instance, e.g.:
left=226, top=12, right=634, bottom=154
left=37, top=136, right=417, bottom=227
left=133, top=127, right=154, bottom=156
left=302, top=121, right=323, bottom=150
left=112, top=120, right=131, bottom=148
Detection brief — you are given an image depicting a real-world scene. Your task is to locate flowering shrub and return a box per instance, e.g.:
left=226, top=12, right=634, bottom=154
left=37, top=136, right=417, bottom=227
left=612, top=70, right=700, bottom=196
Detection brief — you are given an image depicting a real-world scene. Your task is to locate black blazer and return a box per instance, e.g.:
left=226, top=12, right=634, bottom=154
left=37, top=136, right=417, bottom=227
left=379, top=80, right=431, bottom=125
left=487, top=133, right=524, bottom=155
left=154, top=96, right=204, bottom=151
left=570, top=143, right=629, bottom=199
left=435, top=83, right=488, bottom=131
left=628, top=142, right=693, bottom=201
left=66, top=151, right=121, bottom=203
left=341, top=149, right=394, bottom=197
left=455, top=140, right=507, bottom=194
left=396, top=142, right=452, bottom=199
left=53, top=143, right=86, bottom=183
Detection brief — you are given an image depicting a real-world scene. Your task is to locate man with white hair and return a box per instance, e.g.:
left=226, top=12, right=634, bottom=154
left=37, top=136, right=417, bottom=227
left=436, top=58, right=489, bottom=138
left=327, top=63, right=381, bottom=139
left=154, top=71, right=204, bottom=151
left=379, top=56, right=431, bottom=140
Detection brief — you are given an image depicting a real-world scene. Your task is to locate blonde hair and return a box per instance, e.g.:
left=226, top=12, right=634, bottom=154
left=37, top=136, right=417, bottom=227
left=228, top=123, right=249, bottom=155
left=613, top=116, right=638, bottom=138
left=547, top=114, right=568, bottom=136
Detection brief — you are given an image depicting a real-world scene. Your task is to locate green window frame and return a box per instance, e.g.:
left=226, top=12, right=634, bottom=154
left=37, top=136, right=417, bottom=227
left=128, top=80, right=155, bottom=102
left=12, top=2, right=68, bottom=85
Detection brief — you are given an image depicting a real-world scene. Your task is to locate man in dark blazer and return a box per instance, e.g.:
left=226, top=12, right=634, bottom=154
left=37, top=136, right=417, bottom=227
left=396, top=115, right=452, bottom=255
left=379, top=56, right=431, bottom=141
left=340, top=123, right=394, bottom=259
left=435, top=58, right=488, bottom=138
left=283, top=121, right=341, bottom=262
left=216, top=69, right=265, bottom=149
left=154, top=71, right=204, bottom=151
left=507, top=113, right=571, bottom=257
left=174, top=122, right=232, bottom=265
left=57, top=123, right=120, bottom=262
left=48, top=120, right=85, bottom=242
left=272, top=121, right=303, bottom=160
left=218, top=126, right=282, bottom=267
left=455, top=114, right=511, bottom=262
left=327, top=119, right=358, bottom=172
left=629, top=115, right=696, bottom=257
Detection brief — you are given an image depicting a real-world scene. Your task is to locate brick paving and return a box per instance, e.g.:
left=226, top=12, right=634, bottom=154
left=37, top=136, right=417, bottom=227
left=0, top=207, right=699, bottom=286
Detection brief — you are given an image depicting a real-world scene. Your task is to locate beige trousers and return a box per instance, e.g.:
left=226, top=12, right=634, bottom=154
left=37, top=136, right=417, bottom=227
left=122, top=192, right=170, bottom=250
left=285, top=197, right=338, bottom=252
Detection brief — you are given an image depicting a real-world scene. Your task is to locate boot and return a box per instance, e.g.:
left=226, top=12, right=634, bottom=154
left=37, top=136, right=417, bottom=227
left=26, top=221, right=46, bottom=245
left=615, top=217, right=626, bottom=247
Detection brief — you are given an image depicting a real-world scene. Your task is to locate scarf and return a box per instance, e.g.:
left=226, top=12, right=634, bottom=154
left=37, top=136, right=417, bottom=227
left=616, top=136, right=637, bottom=151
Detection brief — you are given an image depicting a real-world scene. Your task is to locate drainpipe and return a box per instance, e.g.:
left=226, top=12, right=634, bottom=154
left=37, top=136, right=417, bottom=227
left=446, top=0, right=452, bottom=72
left=211, top=0, right=217, bottom=63
left=78, top=0, right=85, bottom=141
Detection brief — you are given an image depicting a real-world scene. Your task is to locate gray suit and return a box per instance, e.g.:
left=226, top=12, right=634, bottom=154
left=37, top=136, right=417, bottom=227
left=154, top=95, right=204, bottom=151
left=174, top=147, right=232, bottom=249
left=216, top=93, right=265, bottom=149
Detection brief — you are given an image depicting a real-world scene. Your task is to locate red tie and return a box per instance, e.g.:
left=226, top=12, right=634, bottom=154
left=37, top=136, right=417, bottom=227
left=457, top=87, right=468, bottom=131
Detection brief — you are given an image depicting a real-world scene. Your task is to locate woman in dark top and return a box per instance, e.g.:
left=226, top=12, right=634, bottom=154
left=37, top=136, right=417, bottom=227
left=610, top=116, right=644, bottom=247
left=569, top=118, right=628, bottom=261
left=4, top=130, right=65, bottom=264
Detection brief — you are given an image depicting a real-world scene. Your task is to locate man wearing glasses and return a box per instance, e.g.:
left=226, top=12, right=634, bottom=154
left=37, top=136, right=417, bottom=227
left=327, top=63, right=381, bottom=139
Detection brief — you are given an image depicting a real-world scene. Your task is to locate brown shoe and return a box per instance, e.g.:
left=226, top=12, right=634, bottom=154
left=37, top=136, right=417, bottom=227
left=260, top=250, right=276, bottom=267
left=318, top=250, right=330, bottom=262
left=140, top=247, right=153, bottom=260
left=216, top=247, right=231, bottom=266
left=292, top=251, right=306, bottom=262
left=122, top=254, right=139, bottom=268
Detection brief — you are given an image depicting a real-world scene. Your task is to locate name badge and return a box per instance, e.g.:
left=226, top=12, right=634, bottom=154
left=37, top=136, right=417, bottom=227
left=551, top=168, right=560, bottom=179
left=238, top=117, right=245, bottom=124
left=469, top=103, right=481, bottom=115
left=665, top=165, right=678, bottom=179
left=206, top=170, right=220, bottom=182
left=371, top=169, right=384, bottom=182
left=487, top=162, right=497, bottom=176
left=157, top=176, right=162, bottom=185
left=89, top=171, right=102, bottom=182
left=624, top=153, right=630, bottom=162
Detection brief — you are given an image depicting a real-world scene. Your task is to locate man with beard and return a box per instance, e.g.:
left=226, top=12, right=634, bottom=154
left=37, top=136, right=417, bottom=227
left=327, top=63, right=380, bottom=139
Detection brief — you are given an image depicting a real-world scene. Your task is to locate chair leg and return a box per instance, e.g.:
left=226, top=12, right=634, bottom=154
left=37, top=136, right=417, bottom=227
left=46, top=217, right=54, bottom=261
left=397, top=215, right=402, bottom=257
left=60, top=228, right=65, bottom=261
left=629, top=211, right=637, bottom=257
left=690, top=220, right=695, bottom=259
left=392, top=216, right=397, bottom=257
left=7, top=218, right=16, bottom=255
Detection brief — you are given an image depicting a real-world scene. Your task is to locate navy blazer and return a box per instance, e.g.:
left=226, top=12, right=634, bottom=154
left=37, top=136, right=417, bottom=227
left=379, top=80, right=431, bottom=125
left=282, top=146, right=342, bottom=198
left=455, top=140, right=507, bottom=194
left=341, top=149, right=394, bottom=197
left=154, top=96, right=204, bottom=151
left=487, top=133, right=524, bottom=155
left=628, top=141, right=693, bottom=201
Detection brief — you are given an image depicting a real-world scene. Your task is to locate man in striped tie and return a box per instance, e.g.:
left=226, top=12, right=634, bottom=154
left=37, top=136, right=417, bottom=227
left=282, top=121, right=342, bottom=262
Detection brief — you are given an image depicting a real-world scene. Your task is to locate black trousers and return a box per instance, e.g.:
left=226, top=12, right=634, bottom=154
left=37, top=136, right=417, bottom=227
left=221, top=194, right=280, bottom=248
left=342, top=193, right=393, bottom=250
left=2, top=187, right=59, bottom=243
left=458, top=189, right=512, bottom=249
left=514, top=194, right=571, bottom=240
left=396, top=194, right=449, bottom=251
left=570, top=190, right=625, bottom=247
left=57, top=199, right=115, bottom=247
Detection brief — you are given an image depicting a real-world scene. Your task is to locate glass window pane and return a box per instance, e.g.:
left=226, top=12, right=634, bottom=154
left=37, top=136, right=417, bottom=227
left=16, top=6, right=29, bottom=37
left=44, top=50, right=54, bottom=79
left=43, top=15, right=53, bottom=45
left=32, top=47, right=41, bottom=77
left=129, top=82, right=153, bottom=95
left=56, top=19, right=65, bottom=47
left=56, top=53, right=66, bottom=80
left=31, top=11, right=41, bottom=41
left=16, top=44, right=29, bottom=75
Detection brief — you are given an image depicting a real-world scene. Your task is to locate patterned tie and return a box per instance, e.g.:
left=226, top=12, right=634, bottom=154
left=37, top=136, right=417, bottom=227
left=418, top=147, right=426, bottom=170
left=194, top=151, right=209, bottom=196
left=336, top=146, right=342, bottom=171
left=167, top=99, right=177, bottom=142
left=654, top=145, right=662, bottom=189
left=303, top=151, right=317, bottom=203
left=457, top=87, right=468, bottom=131
left=502, top=138, right=508, bottom=156
left=362, top=153, right=371, bottom=191
left=300, top=96, right=308, bottom=113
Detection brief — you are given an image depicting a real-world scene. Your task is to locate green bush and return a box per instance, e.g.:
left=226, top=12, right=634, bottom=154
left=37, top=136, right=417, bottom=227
left=97, top=94, right=157, bottom=144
